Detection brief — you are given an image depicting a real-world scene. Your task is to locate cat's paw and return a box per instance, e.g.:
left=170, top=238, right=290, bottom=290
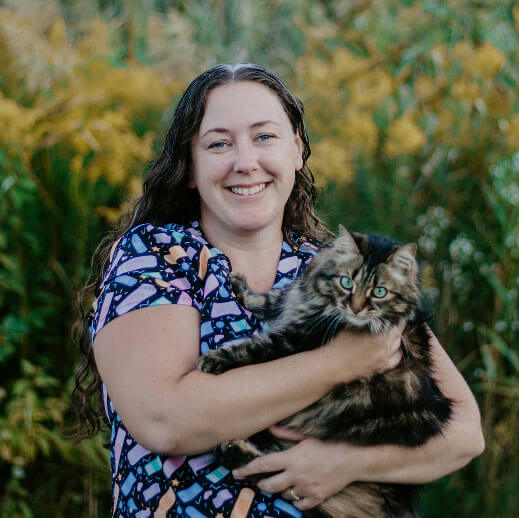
left=215, top=440, right=262, bottom=470
left=230, top=272, right=249, bottom=303
left=197, top=348, right=235, bottom=374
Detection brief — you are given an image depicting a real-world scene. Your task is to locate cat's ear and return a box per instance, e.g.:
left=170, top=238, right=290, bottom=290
left=389, top=243, right=417, bottom=273
left=337, top=225, right=360, bottom=254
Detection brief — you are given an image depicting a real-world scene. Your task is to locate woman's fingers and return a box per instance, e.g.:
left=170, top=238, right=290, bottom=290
left=255, top=471, right=292, bottom=494
left=292, top=496, right=320, bottom=511
left=268, top=425, right=306, bottom=442
left=232, top=450, right=287, bottom=478
left=389, top=349, right=403, bottom=369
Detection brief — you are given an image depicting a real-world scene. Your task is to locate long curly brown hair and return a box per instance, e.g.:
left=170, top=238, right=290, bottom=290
left=71, top=63, right=333, bottom=440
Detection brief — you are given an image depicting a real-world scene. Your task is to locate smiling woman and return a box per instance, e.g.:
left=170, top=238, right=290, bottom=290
left=190, top=81, right=303, bottom=258
left=72, top=64, right=483, bottom=517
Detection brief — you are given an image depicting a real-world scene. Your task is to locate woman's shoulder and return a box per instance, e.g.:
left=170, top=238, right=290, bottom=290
left=97, top=221, right=210, bottom=298
left=90, top=222, right=208, bottom=337
left=113, top=221, right=208, bottom=258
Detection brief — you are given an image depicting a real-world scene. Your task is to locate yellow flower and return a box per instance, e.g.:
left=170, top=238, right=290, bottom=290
left=49, top=17, right=67, bottom=47
left=332, top=47, right=371, bottom=82
left=453, top=41, right=472, bottom=62
left=335, top=107, right=379, bottom=154
left=485, top=84, right=511, bottom=116
left=435, top=108, right=456, bottom=140
left=309, top=138, right=354, bottom=185
left=298, top=56, right=339, bottom=93
left=452, top=78, right=480, bottom=104
left=127, top=176, right=143, bottom=198
left=95, top=206, right=122, bottom=225
left=435, top=108, right=473, bottom=147
left=465, top=41, right=506, bottom=78
left=414, top=74, right=440, bottom=103
left=0, top=94, right=39, bottom=165
left=349, top=69, right=393, bottom=109
left=77, top=18, right=111, bottom=57
left=384, top=114, right=426, bottom=157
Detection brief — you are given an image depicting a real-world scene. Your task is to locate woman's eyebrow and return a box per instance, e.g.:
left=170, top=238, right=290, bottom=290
left=251, top=120, right=281, bottom=129
left=200, top=127, right=229, bottom=138
left=200, top=120, right=281, bottom=138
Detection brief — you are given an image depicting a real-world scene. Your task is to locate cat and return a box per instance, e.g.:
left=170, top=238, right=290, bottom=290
left=198, top=226, right=452, bottom=518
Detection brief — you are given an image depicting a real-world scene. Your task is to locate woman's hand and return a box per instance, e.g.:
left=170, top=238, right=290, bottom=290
left=232, top=425, right=362, bottom=511
left=324, top=322, right=404, bottom=385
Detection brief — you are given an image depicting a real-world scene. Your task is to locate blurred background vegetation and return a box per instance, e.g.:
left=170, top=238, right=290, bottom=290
left=0, top=0, right=517, bottom=516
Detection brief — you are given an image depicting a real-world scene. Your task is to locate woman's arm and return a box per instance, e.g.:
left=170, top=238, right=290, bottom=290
left=233, top=329, right=485, bottom=511
left=93, top=304, right=402, bottom=456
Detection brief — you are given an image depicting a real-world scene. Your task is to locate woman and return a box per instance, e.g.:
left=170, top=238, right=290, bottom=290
left=74, top=63, right=484, bottom=517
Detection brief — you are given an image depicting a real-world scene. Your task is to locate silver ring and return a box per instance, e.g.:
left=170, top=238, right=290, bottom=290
left=289, top=487, right=301, bottom=501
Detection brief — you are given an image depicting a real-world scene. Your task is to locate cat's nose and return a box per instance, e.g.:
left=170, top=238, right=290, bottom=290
left=350, top=295, right=365, bottom=314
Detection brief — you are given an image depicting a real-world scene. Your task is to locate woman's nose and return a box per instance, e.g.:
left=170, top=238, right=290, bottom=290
left=233, top=140, right=258, bottom=173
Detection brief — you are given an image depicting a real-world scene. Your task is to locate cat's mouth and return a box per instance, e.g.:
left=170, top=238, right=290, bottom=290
left=344, top=311, right=371, bottom=327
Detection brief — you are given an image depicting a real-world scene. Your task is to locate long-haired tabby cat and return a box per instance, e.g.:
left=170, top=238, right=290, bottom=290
left=198, top=226, right=452, bottom=518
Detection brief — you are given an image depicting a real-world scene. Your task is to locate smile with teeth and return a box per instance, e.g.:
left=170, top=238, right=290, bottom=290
left=228, top=183, right=267, bottom=195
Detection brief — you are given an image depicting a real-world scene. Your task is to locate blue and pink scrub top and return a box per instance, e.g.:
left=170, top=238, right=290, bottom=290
left=89, top=221, right=319, bottom=517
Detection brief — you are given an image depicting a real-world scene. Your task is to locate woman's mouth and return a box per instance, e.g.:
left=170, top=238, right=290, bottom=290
left=228, top=183, right=267, bottom=196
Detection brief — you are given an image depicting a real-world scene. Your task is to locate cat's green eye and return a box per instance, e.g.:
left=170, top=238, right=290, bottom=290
left=340, top=276, right=353, bottom=290
left=372, top=286, right=388, bottom=298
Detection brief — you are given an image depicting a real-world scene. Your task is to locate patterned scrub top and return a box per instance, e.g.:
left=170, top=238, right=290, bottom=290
left=89, top=221, right=319, bottom=517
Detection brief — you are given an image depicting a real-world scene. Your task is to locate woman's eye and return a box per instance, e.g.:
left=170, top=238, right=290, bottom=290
left=340, top=276, right=353, bottom=290
left=372, top=286, right=388, bottom=298
left=208, top=141, right=228, bottom=150
left=257, top=134, right=274, bottom=142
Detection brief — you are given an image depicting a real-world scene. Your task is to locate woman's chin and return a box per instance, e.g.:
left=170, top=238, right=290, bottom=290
left=227, top=211, right=282, bottom=235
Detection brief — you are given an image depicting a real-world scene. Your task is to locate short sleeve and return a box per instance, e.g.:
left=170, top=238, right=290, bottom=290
left=89, top=223, right=204, bottom=341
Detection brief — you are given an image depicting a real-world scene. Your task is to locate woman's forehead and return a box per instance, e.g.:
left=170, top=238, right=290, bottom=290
left=199, top=81, right=290, bottom=133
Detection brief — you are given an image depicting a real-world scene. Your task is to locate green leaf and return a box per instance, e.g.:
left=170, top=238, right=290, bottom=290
left=486, top=328, right=519, bottom=374
left=480, top=343, right=497, bottom=383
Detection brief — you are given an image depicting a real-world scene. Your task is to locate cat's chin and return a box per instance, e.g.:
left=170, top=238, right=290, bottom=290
left=345, top=314, right=391, bottom=335
left=344, top=313, right=372, bottom=327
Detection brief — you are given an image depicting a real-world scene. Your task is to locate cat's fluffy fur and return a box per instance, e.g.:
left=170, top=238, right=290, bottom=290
left=198, top=226, right=452, bottom=518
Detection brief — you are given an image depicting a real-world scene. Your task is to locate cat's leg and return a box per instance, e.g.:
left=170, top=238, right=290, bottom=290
left=214, top=439, right=264, bottom=470
left=198, top=334, right=285, bottom=374
left=230, top=272, right=285, bottom=320
left=216, top=434, right=297, bottom=482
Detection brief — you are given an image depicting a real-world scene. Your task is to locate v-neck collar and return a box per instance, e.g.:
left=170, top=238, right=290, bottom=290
left=183, top=220, right=318, bottom=287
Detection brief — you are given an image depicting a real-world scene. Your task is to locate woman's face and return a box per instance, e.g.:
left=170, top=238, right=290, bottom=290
left=190, top=81, right=303, bottom=240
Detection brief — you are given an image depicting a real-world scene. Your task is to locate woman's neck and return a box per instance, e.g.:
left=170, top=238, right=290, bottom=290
left=199, top=221, right=284, bottom=293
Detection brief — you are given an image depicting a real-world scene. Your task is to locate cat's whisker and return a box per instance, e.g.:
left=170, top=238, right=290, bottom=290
left=321, top=312, right=343, bottom=346
left=368, top=319, right=383, bottom=335
left=304, top=308, right=338, bottom=334
left=329, top=313, right=344, bottom=342
left=303, top=313, right=330, bottom=333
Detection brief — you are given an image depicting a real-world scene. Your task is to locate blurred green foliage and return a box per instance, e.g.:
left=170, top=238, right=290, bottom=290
left=0, top=0, right=517, bottom=516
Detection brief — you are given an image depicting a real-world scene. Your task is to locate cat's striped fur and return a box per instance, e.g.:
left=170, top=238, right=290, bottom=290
left=198, top=226, right=452, bottom=518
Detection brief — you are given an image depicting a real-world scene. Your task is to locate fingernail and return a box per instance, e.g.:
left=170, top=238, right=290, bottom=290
left=232, top=470, right=245, bottom=480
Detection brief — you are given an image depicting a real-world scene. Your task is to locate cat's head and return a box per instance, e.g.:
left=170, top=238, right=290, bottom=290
left=308, top=225, right=421, bottom=333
